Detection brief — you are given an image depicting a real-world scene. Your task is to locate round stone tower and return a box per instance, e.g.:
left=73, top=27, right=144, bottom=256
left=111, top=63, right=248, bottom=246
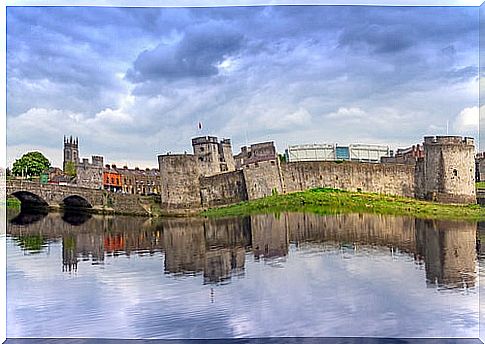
left=158, top=154, right=202, bottom=212
left=422, top=136, right=475, bottom=204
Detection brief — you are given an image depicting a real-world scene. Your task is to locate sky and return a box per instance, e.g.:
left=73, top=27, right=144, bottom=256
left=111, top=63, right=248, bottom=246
left=6, top=5, right=480, bottom=168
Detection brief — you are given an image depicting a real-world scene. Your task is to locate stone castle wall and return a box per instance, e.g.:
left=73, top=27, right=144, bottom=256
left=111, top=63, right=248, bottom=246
left=158, top=135, right=477, bottom=214
left=414, top=158, right=426, bottom=199
left=159, top=155, right=202, bottom=211
left=243, top=160, right=284, bottom=200
left=281, top=161, right=416, bottom=197
left=76, top=160, right=103, bottom=190
left=200, top=170, right=247, bottom=207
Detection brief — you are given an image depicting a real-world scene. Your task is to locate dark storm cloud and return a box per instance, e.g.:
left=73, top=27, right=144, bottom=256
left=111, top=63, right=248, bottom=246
left=126, top=22, right=245, bottom=82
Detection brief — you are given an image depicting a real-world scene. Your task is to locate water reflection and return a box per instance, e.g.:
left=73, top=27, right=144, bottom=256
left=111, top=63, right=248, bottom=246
left=7, top=211, right=477, bottom=289
left=9, top=208, right=48, bottom=226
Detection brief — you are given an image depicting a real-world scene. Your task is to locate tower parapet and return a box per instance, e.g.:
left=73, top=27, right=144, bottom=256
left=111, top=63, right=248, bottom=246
left=424, top=136, right=474, bottom=146
left=421, top=135, right=476, bottom=204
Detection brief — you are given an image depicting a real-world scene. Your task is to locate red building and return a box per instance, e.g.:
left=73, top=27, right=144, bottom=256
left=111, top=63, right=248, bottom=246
left=103, top=165, right=122, bottom=192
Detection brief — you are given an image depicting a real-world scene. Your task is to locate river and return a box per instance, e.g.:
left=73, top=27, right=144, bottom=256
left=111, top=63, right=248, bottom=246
left=6, top=209, right=482, bottom=339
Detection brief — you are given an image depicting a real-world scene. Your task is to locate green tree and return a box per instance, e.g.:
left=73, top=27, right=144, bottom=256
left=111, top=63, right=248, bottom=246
left=64, top=161, right=77, bottom=177
left=12, top=151, right=51, bottom=178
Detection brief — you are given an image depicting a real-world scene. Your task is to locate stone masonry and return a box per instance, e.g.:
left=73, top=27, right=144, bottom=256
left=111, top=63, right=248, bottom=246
left=158, top=135, right=476, bottom=214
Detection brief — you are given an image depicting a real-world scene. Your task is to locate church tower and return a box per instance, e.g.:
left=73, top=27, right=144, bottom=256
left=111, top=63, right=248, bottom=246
left=63, top=135, right=79, bottom=171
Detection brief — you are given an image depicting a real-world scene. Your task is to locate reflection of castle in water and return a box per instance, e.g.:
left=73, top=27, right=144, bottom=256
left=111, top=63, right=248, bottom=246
left=7, top=211, right=477, bottom=288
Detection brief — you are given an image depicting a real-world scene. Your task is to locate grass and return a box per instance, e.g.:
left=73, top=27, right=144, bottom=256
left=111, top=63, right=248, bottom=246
left=6, top=197, right=21, bottom=209
left=201, top=187, right=485, bottom=222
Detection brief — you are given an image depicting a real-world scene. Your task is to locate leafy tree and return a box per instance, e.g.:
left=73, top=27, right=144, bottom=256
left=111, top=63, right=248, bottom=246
left=12, top=151, right=51, bottom=177
left=64, top=161, right=77, bottom=177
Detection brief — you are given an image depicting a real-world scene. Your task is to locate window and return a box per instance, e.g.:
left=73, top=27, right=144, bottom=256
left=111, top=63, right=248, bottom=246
left=453, top=169, right=458, bottom=177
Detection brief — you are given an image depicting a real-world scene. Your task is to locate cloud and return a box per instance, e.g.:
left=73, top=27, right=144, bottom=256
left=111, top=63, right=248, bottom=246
left=6, top=6, right=480, bottom=166
left=126, top=22, right=245, bottom=82
left=453, top=106, right=479, bottom=134
left=326, top=107, right=367, bottom=121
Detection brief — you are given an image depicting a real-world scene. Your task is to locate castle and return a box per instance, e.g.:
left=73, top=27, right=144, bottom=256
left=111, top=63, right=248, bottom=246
left=158, top=135, right=476, bottom=214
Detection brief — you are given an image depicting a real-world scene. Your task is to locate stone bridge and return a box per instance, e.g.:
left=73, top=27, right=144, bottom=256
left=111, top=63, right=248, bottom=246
left=6, top=180, right=152, bottom=216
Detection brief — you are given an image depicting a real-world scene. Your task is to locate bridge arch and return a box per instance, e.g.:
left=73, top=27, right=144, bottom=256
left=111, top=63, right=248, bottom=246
left=10, top=191, right=49, bottom=209
left=61, top=195, right=93, bottom=209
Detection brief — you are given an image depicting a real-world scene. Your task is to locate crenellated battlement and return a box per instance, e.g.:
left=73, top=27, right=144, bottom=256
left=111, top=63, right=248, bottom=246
left=423, top=136, right=474, bottom=146
left=191, top=136, right=219, bottom=145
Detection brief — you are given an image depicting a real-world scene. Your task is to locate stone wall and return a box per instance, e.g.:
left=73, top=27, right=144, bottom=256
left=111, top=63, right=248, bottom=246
left=158, top=154, right=202, bottom=212
left=281, top=161, right=416, bottom=197
left=76, top=162, right=103, bottom=190
left=106, top=193, right=151, bottom=216
left=414, top=158, right=425, bottom=199
left=243, top=160, right=285, bottom=200
left=200, top=170, right=247, bottom=207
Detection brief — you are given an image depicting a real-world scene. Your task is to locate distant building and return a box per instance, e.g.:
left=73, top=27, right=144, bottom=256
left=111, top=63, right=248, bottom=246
left=63, top=136, right=104, bottom=189
left=63, top=136, right=79, bottom=171
left=61, top=135, right=159, bottom=193
left=47, top=167, right=73, bottom=185
left=76, top=156, right=104, bottom=189
left=381, top=144, right=424, bottom=164
left=476, top=152, right=485, bottom=181
left=103, top=165, right=122, bottom=192
left=101, top=164, right=160, bottom=195
left=285, top=143, right=390, bottom=163
left=118, top=166, right=160, bottom=195
left=234, top=142, right=278, bottom=169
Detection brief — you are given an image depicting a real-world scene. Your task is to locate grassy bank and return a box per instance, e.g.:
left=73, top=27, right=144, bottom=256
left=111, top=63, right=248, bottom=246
left=201, top=188, right=485, bottom=221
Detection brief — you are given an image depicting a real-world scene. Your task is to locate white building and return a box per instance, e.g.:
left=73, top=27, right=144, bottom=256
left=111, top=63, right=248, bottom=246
left=285, top=143, right=391, bottom=163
